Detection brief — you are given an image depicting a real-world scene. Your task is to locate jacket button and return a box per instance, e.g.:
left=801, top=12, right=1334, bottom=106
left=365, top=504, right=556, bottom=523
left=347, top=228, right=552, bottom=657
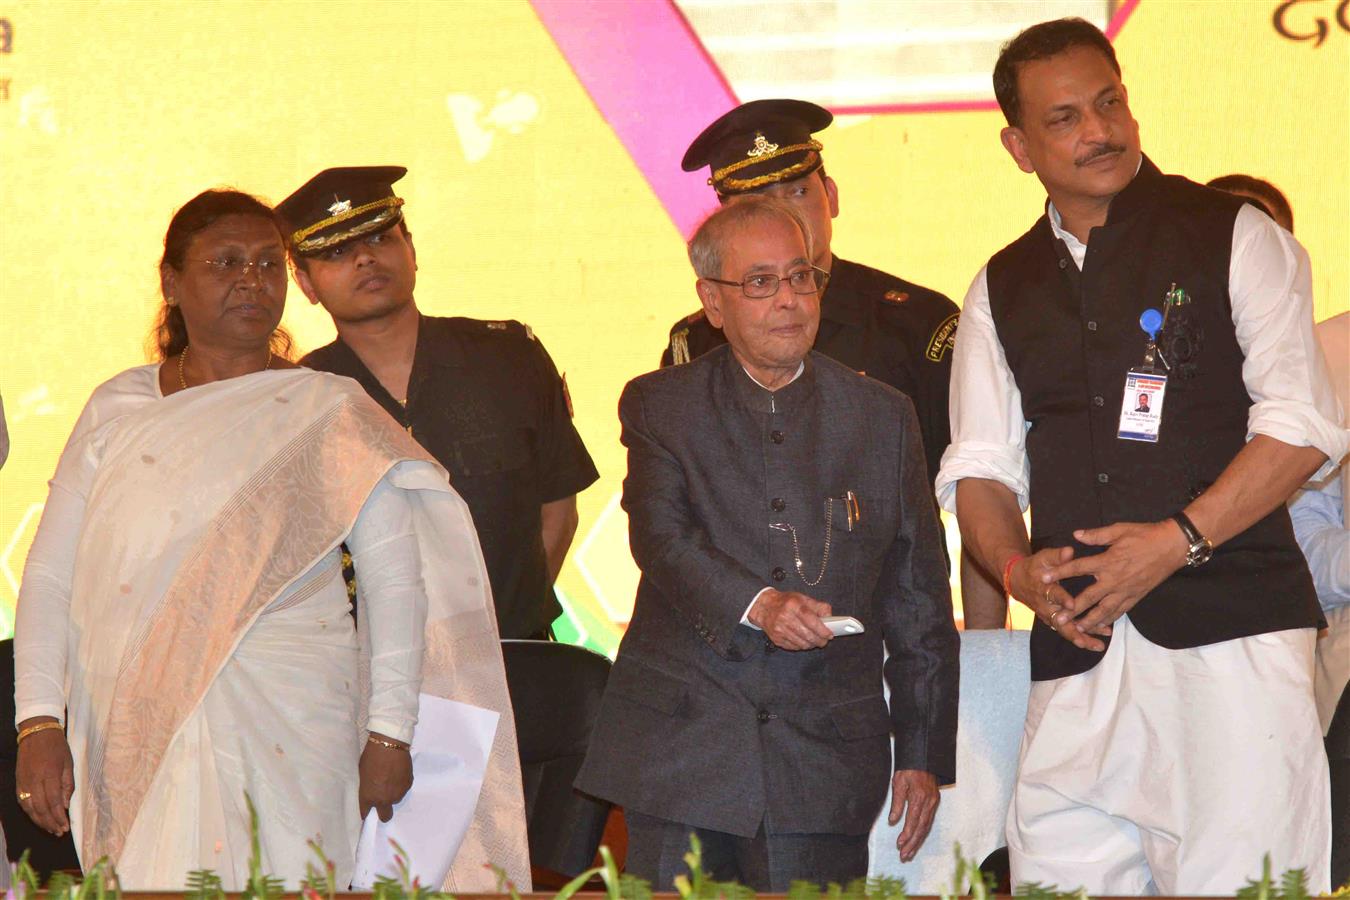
left=771, top=567, right=786, bottom=582
left=771, top=497, right=786, bottom=512
left=1087, top=320, right=1098, bottom=331
left=1058, top=258, right=1069, bottom=270
left=1097, top=472, right=1110, bottom=484
left=1092, top=395, right=1104, bottom=407
left=756, top=710, right=771, bottom=723
left=763, top=639, right=777, bottom=654
left=771, top=430, right=784, bottom=444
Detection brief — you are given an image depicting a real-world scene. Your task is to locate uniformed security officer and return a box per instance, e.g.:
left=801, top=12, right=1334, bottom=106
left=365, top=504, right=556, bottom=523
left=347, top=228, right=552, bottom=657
left=277, top=167, right=600, bottom=640
left=666, top=100, right=1004, bottom=623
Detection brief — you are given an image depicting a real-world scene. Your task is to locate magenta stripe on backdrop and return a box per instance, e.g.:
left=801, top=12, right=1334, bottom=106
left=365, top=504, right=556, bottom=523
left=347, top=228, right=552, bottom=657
left=531, top=0, right=1141, bottom=235
left=530, top=0, right=736, bottom=238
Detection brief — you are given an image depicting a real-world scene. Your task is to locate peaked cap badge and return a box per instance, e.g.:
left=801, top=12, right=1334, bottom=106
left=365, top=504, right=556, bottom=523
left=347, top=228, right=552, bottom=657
left=746, top=132, right=779, bottom=158
left=328, top=197, right=353, bottom=216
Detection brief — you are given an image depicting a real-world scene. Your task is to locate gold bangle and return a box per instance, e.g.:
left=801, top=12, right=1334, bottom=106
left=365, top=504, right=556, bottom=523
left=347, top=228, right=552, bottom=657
left=17, top=721, right=63, bottom=744
left=367, top=735, right=410, bottom=752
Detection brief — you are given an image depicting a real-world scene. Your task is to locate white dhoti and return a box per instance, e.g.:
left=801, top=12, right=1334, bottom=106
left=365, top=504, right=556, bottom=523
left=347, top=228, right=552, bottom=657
left=1007, top=616, right=1330, bottom=895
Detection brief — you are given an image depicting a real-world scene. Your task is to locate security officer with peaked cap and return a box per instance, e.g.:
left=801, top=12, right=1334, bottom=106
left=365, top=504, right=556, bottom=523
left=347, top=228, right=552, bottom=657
left=665, top=100, right=1005, bottom=623
left=278, top=166, right=600, bottom=641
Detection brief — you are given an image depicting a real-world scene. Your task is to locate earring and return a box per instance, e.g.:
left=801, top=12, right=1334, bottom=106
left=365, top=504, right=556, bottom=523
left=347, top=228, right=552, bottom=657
left=167, top=296, right=178, bottom=307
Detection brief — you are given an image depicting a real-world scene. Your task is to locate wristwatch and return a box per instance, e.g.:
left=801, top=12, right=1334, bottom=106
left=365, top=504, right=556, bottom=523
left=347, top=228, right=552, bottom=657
left=1171, top=512, right=1213, bottom=567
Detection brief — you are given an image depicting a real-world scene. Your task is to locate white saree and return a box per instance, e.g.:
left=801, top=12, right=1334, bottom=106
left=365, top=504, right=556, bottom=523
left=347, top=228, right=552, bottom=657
left=14, top=366, right=529, bottom=891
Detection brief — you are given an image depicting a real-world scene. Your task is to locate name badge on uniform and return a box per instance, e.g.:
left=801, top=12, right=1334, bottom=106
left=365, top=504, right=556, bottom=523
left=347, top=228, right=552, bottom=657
left=1118, top=307, right=1167, bottom=443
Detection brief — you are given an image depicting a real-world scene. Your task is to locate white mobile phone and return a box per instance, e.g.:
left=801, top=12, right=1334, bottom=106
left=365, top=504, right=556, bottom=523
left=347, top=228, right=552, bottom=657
left=822, top=615, right=864, bottom=636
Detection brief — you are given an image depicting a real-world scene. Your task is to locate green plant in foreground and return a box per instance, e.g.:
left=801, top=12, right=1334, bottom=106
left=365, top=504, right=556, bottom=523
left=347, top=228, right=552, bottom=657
left=546, top=844, right=648, bottom=900
left=1236, top=855, right=1312, bottom=900
left=372, top=839, right=450, bottom=900
left=1012, top=882, right=1092, bottom=900
left=6, top=793, right=1347, bottom=898
left=936, top=844, right=994, bottom=900
left=8, top=850, right=41, bottom=899
left=239, top=794, right=285, bottom=900
left=13, top=856, right=116, bottom=900
left=184, top=867, right=225, bottom=900
left=299, top=838, right=340, bottom=900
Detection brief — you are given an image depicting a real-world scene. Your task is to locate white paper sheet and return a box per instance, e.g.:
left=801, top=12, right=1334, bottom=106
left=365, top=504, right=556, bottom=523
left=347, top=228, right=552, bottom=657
left=351, top=693, right=500, bottom=889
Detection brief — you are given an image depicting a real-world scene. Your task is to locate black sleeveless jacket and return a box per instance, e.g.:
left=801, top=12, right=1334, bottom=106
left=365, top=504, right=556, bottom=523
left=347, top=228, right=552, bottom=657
left=986, top=157, right=1321, bottom=680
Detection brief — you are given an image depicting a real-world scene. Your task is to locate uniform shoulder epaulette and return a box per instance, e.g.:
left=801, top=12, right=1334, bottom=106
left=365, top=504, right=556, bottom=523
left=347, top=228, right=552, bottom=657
left=667, top=309, right=707, bottom=365
left=872, top=282, right=960, bottom=363
left=478, top=319, right=537, bottom=341
left=669, top=327, right=691, bottom=365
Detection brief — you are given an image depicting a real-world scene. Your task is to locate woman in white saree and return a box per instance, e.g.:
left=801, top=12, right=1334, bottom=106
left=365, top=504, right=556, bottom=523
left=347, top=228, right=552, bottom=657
left=12, top=191, right=528, bottom=890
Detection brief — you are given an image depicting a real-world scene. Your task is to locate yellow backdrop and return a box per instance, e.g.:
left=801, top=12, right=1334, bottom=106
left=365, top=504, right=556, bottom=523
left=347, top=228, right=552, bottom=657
left=1, top=0, right=1345, bottom=650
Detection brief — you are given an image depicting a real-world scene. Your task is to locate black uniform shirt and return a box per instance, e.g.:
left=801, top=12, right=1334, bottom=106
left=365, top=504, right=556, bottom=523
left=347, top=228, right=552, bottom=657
left=303, top=314, right=600, bottom=638
left=662, top=255, right=959, bottom=489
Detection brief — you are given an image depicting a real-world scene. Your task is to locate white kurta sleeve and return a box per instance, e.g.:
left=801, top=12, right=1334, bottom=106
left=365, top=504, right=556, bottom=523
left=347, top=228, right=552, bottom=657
left=935, top=265, right=1032, bottom=514
left=1229, top=204, right=1348, bottom=480
left=14, top=398, right=108, bottom=725
left=347, top=477, right=428, bottom=744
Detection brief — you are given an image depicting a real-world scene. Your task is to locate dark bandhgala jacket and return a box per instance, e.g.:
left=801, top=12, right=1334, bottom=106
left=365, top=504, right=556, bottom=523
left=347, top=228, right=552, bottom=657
left=575, top=347, right=958, bottom=838
left=985, top=156, right=1322, bottom=681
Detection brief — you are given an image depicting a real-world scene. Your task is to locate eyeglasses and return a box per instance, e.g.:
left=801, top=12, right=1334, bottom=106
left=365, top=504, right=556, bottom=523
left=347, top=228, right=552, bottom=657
left=704, top=266, right=829, bottom=300
left=188, top=257, right=287, bottom=279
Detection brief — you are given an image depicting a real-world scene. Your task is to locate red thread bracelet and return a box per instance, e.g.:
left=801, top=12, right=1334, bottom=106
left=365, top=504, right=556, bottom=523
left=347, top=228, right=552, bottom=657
left=1002, top=554, right=1025, bottom=598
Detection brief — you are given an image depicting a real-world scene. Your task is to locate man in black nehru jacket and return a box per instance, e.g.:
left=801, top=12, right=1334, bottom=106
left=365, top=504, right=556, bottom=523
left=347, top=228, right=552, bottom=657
left=936, top=17, right=1346, bottom=894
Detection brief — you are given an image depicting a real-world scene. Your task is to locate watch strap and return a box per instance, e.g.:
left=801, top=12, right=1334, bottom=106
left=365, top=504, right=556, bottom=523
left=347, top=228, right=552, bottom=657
left=1171, top=511, right=1204, bottom=546
left=1171, top=511, right=1213, bottom=565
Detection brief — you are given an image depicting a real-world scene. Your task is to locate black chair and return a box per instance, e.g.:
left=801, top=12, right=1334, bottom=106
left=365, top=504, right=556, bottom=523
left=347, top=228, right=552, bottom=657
left=501, top=639, right=613, bottom=879
left=0, top=639, right=80, bottom=877
left=978, top=847, right=1012, bottom=894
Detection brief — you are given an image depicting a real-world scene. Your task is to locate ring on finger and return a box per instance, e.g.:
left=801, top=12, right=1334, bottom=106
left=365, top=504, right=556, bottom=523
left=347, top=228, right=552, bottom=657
left=16, top=790, right=31, bottom=802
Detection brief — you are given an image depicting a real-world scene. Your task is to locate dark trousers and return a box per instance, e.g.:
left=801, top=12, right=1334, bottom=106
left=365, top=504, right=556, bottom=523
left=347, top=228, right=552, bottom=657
left=1332, top=750, right=1348, bottom=889
left=1329, top=683, right=1350, bottom=888
left=624, top=811, right=869, bottom=892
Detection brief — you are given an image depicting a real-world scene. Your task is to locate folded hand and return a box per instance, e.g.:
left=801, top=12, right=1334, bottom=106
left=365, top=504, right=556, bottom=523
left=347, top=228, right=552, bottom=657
left=1042, top=520, right=1189, bottom=637
left=1008, top=548, right=1108, bottom=651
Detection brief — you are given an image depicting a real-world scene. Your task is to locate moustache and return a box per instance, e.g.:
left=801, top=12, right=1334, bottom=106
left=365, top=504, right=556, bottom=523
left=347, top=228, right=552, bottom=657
left=1075, top=144, right=1127, bottom=166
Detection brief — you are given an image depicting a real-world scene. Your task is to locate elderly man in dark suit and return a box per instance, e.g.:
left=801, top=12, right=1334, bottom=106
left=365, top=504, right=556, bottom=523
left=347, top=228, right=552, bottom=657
left=575, top=197, right=958, bottom=890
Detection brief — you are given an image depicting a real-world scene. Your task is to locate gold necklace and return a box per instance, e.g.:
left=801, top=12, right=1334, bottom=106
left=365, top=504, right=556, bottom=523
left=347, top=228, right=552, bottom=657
left=178, top=345, right=273, bottom=391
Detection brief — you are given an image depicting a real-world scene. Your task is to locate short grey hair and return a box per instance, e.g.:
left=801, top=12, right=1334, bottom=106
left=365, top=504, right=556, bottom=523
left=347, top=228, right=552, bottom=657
left=687, top=196, right=814, bottom=281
